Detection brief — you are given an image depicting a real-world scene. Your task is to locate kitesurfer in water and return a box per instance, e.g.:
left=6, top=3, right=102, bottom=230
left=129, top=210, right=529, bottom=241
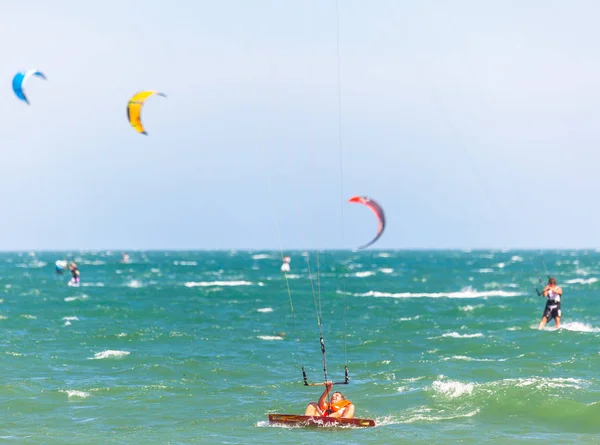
left=304, top=381, right=355, bottom=418
left=281, top=256, right=291, bottom=272
left=68, top=262, right=80, bottom=286
left=538, top=277, right=562, bottom=330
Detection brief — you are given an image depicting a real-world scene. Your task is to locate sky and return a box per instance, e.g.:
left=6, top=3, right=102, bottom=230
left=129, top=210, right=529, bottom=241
left=2, top=0, right=600, bottom=251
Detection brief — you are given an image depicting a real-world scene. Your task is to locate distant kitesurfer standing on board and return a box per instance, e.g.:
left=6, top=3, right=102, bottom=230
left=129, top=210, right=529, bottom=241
left=304, top=381, right=355, bottom=418
left=281, top=256, right=291, bottom=272
left=538, top=277, right=562, bottom=330
left=68, top=262, right=80, bottom=286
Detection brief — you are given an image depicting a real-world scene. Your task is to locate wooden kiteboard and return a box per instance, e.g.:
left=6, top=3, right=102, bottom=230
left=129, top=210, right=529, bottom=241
left=268, top=414, right=375, bottom=428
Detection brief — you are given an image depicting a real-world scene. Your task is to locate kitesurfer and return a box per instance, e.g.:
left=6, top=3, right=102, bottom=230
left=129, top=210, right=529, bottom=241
left=68, top=262, right=80, bottom=286
left=281, top=256, right=291, bottom=272
left=304, top=381, right=355, bottom=418
left=538, top=277, right=562, bottom=330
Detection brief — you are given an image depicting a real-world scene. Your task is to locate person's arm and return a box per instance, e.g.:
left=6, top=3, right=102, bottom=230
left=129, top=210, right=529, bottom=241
left=542, top=285, right=550, bottom=297
left=317, top=382, right=332, bottom=411
left=555, top=286, right=562, bottom=295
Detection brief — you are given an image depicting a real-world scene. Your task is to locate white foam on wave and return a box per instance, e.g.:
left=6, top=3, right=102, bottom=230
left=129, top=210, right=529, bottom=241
left=376, top=253, right=391, bottom=258
left=284, top=274, right=301, bottom=279
left=62, top=316, right=79, bottom=327
left=508, top=377, right=584, bottom=390
left=402, top=409, right=481, bottom=424
left=126, top=280, right=143, bottom=288
left=185, top=281, right=253, bottom=287
left=432, top=379, right=474, bottom=398
left=173, top=261, right=197, bottom=266
left=257, top=308, right=273, bottom=313
left=252, top=254, right=272, bottom=260
left=80, top=260, right=105, bottom=266
left=17, top=260, right=47, bottom=269
left=441, top=332, right=484, bottom=339
left=565, top=277, right=598, bottom=285
left=64, top=294, right=89, bottom=302
left=398, top=316, right=419, bottom=321
left=459, top=304, right=483, bottom=312
left=511, top=256, right=523, bottom=262
left=20, top=314, right=37, bottom=320
left=442, top=355, right=507, bottom=362
left=258, top=335, right=283, bottom=341
left=352, top=289, right=522, bottom=299
left=478, top=268, right=494, bottom=273
left=379, top=268, right=394, bottom=274
left=60, top=390, right=90, bottom=398
left=559, top=322, right=600, bottom=333
left=82, top=282, right=104, bottom=287
left=354, top=271, right=375, bottom=278
left=90, top=350, right=130, bottom=360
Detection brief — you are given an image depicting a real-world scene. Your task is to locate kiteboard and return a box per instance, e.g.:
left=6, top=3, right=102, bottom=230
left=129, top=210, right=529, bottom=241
left=268, top=414, right=375, bottom=428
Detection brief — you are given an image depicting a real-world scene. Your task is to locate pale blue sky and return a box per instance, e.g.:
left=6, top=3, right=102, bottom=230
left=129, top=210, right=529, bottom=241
left=2, top=0, right=600, bottom=250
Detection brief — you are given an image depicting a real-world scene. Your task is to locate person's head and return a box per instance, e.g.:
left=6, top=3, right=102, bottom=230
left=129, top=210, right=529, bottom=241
left=548, top=277, right=557, bottom=286
left=331, top=391, right=345, bottom=404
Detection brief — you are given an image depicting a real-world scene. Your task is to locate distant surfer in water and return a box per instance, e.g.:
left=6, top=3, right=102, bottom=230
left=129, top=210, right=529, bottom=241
left=304, top=381, right=355, bottom=418
left=122, top=252, right=130, bottom=263
left=281, top=256, right=291, bottom=272
left=68, top=262, right=80, bottom=286
left=538, top=277, right=562, bottom=330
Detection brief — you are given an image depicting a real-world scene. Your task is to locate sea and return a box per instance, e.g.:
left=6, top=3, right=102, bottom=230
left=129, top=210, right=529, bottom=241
left=1, top=249, right=599, bottom=444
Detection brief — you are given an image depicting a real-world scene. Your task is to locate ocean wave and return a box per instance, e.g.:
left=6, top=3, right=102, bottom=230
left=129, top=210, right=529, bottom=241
left=351, top=289, right=523, bottom=299
left=173, top=261, right=197, bottom=266
left=441, top=355, right=507, bottom=362
left=440, top=332, right=484, bottom=339
left=60, top=390, right=90, bottom=398
left=251, top=254, right=273, bottom=260
left=565, top=277, right=598, bottom=285
left=185, top=281, right=253, bottom=287
left=126, top=280, right=143, bottom=288
left=257, top=335, right=283, bottom=341
left=90, top=350, right=130, bottom=360
left=64, top=294, right=89, bottom=302
left=432, top=379, right=474, bottom=398
left=354, top=271, right=375, bottom=278
left=459, top=304, right=484, bottom=312
left=559, top=322, right=600, bottom=333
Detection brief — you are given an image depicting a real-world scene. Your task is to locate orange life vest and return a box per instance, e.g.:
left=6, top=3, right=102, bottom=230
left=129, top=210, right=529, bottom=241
left=323, top=399, right=352, bottom=416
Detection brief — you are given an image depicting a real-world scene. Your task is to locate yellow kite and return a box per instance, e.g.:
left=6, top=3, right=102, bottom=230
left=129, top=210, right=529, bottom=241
left=127, top=90, right=167, bottom=135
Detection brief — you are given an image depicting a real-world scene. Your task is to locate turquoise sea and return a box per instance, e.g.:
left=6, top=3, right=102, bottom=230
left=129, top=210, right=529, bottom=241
left=1, top=250, right=599, bottom=444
